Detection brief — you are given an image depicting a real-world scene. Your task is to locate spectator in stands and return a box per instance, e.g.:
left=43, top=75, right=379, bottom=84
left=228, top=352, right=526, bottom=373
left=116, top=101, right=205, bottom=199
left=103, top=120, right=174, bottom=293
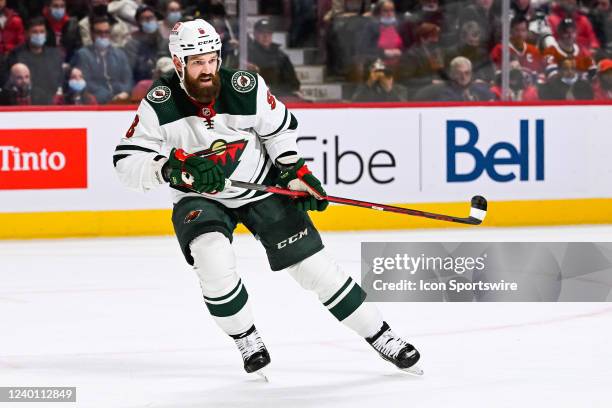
left=124, top=5, right=169, bottom=82
left=9, top=16, right=63, bottom=104
left=397, top=22, right=445, bottom=97
left=491, top=16, right=542, bottom=76
left=57, top=66, right=97, bottom=104
left=456, top=0, right=501, bottom=50
left=66, top=0, right=90, bottom=20
left=490, top=65, right=539, bottom=100
left=511, top=0, right=533, bottom=20
left=445, top=21, right=496, bottom=83
left=43, top=0, right=82, bottom=62
left=0, top=62, right=37, bottom=105
left=0, top=0, right=25, bottom=55
left=6, top=1, right=44, bottom=24
left=247, top=18, right=301, bottom=98
left=0, top=0, right=24, bottom=85
left=588, top=0, right=612, bottom=58
left=73, top=15, right=132, bottom=104
left=543, top=18, right=596, bottom=76
left=548, top=0, right=600, bottom=51
left=592, top=58, right=612, bottom=99
left=108, top=0, right=139, bottom=25
left=399, top=0, right=447, bottom=48
left=131, top=55, right=174, bottom=102
left=352, top=58, right=407, bottom=101
left=79, top=0, right=130, bottom=47
left=539, top=57, right=593, bottom=99
left=289, top=0, right=317, bottom=47
left=436, top=56, right=495, bottom=101
left=160, top=0, right=183, bottom=39
left=373, top=0, right=404, bottom=67
left=325, top=0, right=379, bottom=81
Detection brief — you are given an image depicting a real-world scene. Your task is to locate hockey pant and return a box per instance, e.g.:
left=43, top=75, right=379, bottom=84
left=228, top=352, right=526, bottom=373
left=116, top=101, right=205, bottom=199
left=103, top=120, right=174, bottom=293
left=189, top=232, right=383, bottom=338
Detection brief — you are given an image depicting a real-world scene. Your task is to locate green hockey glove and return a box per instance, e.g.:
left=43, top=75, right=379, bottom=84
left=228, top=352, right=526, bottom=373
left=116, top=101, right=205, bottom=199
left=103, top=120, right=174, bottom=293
left=277, top=158, right=329, bottom=212
left=164, top=148, right=225, bottom=193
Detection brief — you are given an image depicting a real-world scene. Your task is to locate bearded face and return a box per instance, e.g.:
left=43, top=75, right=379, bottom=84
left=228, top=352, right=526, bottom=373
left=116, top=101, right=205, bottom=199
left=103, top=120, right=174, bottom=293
left=181, top=53, right=221, bottom=103
left=184, top=69, right=221, bottom=103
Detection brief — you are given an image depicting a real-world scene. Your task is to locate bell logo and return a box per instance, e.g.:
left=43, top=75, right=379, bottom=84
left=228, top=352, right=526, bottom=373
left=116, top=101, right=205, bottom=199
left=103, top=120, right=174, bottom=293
left=446, top=119, right=545, bottom=182
left=0, top=128, right=87, bottom=190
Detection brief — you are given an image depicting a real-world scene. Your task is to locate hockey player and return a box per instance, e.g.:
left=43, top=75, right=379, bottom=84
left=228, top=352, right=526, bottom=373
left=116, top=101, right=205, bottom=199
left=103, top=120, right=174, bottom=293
left=113, top=19, right=421, bottom=377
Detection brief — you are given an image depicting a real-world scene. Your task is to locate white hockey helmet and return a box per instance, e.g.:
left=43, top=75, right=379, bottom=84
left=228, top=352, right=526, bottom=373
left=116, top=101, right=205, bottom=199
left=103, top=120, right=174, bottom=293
left=168, top=19, right=222, bottom=87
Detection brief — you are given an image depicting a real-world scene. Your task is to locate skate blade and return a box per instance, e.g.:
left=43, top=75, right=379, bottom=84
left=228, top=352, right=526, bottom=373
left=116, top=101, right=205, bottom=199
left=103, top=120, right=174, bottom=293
left=254, top=369, right=270, bottom=382
left=400, top=365, right=424, bottom=376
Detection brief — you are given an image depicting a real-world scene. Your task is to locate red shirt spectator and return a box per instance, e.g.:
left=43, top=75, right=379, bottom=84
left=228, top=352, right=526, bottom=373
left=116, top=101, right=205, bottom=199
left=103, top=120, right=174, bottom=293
left=44, top=2, right=69, bottom=43
left=490, top=16, right=542, bottom=75
left=542, top=18, right=596, bottom=75
left=543, top=43, right=595, bottom=73
left=548, top=0, right=600, bottom=50
left=0, top=1, right=25, bottom=55
left=374, top=0, right=404, bottom=67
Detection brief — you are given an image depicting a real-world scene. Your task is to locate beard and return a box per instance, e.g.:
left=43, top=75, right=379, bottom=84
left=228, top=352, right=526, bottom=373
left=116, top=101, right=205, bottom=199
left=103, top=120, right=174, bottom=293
left=184, top=71, right=221, bottom=103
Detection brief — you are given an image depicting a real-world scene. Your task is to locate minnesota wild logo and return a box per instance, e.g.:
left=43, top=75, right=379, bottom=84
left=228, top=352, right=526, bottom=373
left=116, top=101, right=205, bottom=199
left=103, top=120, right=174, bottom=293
left=146, top=86, right=171, bottom=103
left=231, top=71, right=256, bottom=93
left=194, top=139, right=248, bottom=176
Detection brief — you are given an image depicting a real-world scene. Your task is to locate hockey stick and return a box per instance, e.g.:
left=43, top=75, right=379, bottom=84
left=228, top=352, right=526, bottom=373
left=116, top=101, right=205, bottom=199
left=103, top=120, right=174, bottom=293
left=227, top=179, right=488, bottom=225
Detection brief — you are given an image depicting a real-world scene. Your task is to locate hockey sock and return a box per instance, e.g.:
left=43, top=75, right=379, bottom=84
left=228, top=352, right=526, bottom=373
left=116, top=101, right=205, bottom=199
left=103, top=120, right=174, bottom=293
left=190, top=232, right=255, bottom=336
left=287, top=250, right=384, bottom=338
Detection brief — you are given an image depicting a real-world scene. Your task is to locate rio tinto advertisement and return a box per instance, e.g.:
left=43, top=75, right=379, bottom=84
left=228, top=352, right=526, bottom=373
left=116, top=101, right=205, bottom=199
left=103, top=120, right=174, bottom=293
left=0, top=128, right=87, bottom=190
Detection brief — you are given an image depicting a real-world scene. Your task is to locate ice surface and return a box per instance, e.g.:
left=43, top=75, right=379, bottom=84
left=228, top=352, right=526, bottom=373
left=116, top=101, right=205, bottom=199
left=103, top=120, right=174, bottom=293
left=1, top=226, right=611, bottom=408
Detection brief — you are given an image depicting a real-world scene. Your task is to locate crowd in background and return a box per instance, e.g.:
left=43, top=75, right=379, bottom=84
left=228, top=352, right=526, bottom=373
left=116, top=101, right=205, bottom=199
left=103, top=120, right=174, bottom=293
left=329, top=0, right=612, bottom=101
left=1, top=0, right=612, bottom=106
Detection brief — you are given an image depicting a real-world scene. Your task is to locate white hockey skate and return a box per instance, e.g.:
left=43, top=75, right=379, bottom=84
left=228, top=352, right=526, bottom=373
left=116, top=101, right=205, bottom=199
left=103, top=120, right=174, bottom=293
left=367, top=322, right=423, bottom=376
left=232, top=325, right=271, bottom=381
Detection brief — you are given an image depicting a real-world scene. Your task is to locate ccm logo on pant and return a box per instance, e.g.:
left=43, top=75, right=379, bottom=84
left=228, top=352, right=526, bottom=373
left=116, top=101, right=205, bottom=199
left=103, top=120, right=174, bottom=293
left=277, top=228, right=309, bottom=249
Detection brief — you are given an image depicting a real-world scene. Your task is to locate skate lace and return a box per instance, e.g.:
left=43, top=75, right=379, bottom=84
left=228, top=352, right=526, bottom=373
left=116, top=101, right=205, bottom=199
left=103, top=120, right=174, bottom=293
left=235, top=330, right=265, bottom=361
left=372, top=329, right=409, bottom=359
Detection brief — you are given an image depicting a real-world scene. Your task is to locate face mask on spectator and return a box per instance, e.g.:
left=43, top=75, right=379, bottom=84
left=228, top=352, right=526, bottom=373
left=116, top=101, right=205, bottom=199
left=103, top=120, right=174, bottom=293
left=51, top=7, right=65, bottom=20
left=69, top=79, right=87, bottom=93
left=380, top=16, right=397, bottom=25
left=30, top=33, right=46, bottom=47
left=95, top=36, right=111, bottom=50
left=167, top=11, right=182, bottom=24
left=142, top=20, right=158, bottom=34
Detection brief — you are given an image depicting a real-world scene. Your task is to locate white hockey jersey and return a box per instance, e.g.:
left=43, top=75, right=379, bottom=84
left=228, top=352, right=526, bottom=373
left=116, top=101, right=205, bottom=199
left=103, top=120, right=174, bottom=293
left=113, top=68, right=299, bottom=208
